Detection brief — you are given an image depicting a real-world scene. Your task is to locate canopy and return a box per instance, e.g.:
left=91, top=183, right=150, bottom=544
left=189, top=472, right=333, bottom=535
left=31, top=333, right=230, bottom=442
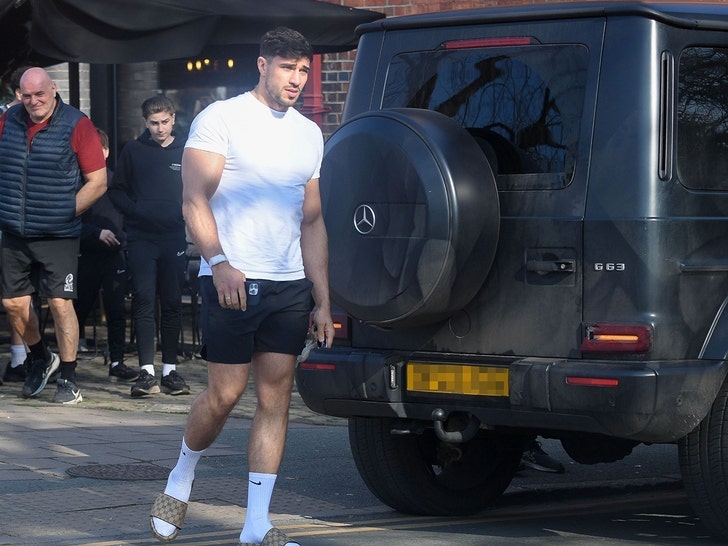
left=0, top=0, right=384, bottom=71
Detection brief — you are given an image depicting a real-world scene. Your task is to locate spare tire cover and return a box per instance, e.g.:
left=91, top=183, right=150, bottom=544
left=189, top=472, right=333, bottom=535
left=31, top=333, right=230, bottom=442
left=321, top=108, right=499, bottom=326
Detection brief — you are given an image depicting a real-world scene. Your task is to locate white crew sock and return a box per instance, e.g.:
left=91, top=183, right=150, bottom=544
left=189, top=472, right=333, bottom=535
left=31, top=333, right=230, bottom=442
left=10, top=345, right=26, bottom=367
left=239, top=472, right=276, bottom=543
left=162, top=363, right=176, bottom=376
left=152, top=438, right=205, bottom=538
left=141, top=364, right=155, bottom=375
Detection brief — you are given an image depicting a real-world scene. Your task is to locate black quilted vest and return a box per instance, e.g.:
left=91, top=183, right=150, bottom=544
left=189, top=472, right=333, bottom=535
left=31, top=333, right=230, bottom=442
left=0, top=95, right=85, bottom=237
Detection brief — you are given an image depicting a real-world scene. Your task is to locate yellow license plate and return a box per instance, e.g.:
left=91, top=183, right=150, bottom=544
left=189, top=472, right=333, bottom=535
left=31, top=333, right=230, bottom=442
left=406, top=362, right=509, bottom=397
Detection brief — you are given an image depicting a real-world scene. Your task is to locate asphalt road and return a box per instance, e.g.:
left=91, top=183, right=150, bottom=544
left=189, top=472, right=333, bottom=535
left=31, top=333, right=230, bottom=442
left=103, top=429, right=720, bottom=546
left=137, top=427, right=719, bottom=545
left=0, top=339, right=723, bottom=545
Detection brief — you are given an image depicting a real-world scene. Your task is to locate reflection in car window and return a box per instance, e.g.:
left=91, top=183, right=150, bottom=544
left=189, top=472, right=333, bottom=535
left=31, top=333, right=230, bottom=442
left=382, top=45, right=588, bottom=190
left=678, top=47, right=728, bottom=191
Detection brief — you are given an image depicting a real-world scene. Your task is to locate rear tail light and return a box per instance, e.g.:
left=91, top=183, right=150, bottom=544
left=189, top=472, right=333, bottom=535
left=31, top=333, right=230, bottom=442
left=565, top=376, right=619, bottom=387
left=580, top=322, right=653, bottom=353
left=298, top=362, right=335, bottom=371
left=308, top=310, right=350, bottom=340
left=331, top=311, right=349, bottom=340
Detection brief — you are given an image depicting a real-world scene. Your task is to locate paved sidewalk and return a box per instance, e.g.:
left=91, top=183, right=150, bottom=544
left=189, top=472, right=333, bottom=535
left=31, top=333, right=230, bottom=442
left=0, top=348, right=341, bottom=425
left=0, top=348, right=350, bottom=545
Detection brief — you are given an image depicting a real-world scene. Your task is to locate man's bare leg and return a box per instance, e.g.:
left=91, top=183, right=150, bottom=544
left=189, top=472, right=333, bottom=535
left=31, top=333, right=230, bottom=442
left=3, top=295, right=40, bottom=345
left=47, top=297, right=81, bottom=396
left=240, top=352, right=297, bottom=544
left=247, top=352, right=296, bottom=472
left=185, top=362, right=251, bottom=449
left=1, top=288, right=30, bottom=373
left=47, top=297, right=78, bottom=362
left=151, top=362, right=250, bottom=539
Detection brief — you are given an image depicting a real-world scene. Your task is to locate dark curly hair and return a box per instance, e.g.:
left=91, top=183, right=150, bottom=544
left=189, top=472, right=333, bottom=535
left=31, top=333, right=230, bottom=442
left=259, top=27, right=313, bottom=62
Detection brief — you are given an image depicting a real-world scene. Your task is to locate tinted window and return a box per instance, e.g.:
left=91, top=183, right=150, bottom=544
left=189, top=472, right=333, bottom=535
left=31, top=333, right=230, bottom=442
left=382, top=45, right=588, bottom=190
left=678, top=47, right=728, bottom=191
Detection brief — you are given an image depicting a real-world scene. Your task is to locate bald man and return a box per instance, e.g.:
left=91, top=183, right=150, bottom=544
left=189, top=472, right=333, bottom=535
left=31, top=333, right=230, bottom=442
left=0, top=67, right=107, bottom=404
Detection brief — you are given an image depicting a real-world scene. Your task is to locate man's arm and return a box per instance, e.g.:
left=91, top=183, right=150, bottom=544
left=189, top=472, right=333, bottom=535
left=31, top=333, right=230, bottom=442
left=72, top=117, right=107, bottom=216
left=182, top=147, right=247, bottom=310
left=301, top=177, right=334, bottom=347
left=75, top=167, right=107, bottom=216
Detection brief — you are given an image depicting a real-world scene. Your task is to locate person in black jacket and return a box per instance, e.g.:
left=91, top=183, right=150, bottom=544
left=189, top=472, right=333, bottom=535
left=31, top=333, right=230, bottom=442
left=109, top=95, right=190, bottom=398
left=74, top=128, right=138, bottom=383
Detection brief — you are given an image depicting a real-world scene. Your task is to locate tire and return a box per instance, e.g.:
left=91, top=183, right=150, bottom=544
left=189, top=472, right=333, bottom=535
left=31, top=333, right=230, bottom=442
left=678, top=379, right=728, bottom=540
left=348, top=417, right=522, bottom=516
left=321, top=108, right=500, bottom=326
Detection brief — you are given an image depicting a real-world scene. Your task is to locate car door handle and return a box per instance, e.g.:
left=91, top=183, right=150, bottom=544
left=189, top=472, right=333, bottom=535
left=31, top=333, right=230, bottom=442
left=526, top=260, right=576, bottom=273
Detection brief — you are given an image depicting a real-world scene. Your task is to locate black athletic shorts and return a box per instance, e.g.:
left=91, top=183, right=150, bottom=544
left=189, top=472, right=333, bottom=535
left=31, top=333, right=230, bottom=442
left=199, top=276, right=313, bottom=364
left=0, top=233, right=80, bottom=299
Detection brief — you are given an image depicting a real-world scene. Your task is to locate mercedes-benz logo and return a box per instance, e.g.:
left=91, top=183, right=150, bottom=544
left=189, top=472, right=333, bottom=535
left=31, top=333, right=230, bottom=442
left=353, top=204, right=376, bottom=235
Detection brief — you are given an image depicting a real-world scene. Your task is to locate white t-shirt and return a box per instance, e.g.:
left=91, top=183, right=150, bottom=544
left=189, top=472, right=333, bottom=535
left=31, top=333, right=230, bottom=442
left=186, top=92, right=323, bottom=280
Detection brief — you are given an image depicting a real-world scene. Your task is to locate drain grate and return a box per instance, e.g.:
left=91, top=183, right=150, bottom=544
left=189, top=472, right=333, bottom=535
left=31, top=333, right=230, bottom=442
left=67, top=463, right=170, bottom=481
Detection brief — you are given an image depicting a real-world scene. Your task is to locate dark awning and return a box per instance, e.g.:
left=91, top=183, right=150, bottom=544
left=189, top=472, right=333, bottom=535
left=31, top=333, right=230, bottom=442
left=0, top=0, right=384, bottom=71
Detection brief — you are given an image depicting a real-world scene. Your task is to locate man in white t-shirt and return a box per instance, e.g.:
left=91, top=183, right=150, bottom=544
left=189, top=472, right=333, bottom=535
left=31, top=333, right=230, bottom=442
left=150, top=27, right=334, bottom=546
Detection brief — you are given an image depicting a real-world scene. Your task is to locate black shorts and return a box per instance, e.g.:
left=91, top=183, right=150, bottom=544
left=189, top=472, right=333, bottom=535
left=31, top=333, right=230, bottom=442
left=0, top=233, right=80, bottom=299
left=199, top=276, right=313, bottom=364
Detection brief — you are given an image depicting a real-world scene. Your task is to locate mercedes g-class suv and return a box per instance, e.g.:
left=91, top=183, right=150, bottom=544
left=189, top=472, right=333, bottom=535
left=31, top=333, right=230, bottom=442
left=295, top=2, right=728, bottom=538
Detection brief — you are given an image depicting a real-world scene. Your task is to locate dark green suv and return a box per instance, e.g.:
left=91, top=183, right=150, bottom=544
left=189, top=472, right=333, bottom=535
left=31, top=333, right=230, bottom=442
left=296, top=2, right=728, bottom=538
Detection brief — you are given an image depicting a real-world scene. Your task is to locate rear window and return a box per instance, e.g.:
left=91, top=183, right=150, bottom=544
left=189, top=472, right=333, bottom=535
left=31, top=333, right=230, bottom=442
left=678, top=46, right=728, bottom=191
left=382, top=44, right=588, bottom=190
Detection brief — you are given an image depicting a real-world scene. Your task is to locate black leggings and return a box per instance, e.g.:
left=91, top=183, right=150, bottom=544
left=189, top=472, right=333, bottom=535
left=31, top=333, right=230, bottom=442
left=75, top=250, right=127, bottom=363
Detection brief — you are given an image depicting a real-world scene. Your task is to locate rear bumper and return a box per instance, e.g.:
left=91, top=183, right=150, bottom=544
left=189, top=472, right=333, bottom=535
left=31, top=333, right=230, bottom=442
left=295, top=349, right=728, bottom=443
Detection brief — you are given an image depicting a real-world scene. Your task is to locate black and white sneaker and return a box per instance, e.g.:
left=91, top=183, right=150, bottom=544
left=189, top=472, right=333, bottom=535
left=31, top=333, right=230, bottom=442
left=22, top=352, right=60, bottom=398
left=109, top=362, right=140, bottom=382
left=130, top=370, right=160, bottom=398
left=52, top=378, right=83, bottom=404
left=160, top=370, right=190, bottom=395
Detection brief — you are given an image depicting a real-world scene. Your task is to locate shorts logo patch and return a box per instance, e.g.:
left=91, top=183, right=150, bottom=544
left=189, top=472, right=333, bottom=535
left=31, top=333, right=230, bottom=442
left=64, top=273, right=74, bottom=292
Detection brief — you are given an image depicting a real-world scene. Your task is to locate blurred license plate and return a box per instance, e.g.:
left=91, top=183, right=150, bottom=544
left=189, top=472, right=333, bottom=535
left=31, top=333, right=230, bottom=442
left=406, top=362, right=509, bottom=396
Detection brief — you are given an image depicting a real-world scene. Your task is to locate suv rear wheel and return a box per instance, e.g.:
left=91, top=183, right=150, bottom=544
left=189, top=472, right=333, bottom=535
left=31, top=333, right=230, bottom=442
left=679, top=378, right=728, bottom=538
left=348, top=416, right=522, bottom=515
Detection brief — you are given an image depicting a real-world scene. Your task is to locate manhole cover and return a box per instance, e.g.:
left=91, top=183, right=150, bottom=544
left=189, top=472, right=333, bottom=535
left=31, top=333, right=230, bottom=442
left=67, top=463, right=169, bottom=480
